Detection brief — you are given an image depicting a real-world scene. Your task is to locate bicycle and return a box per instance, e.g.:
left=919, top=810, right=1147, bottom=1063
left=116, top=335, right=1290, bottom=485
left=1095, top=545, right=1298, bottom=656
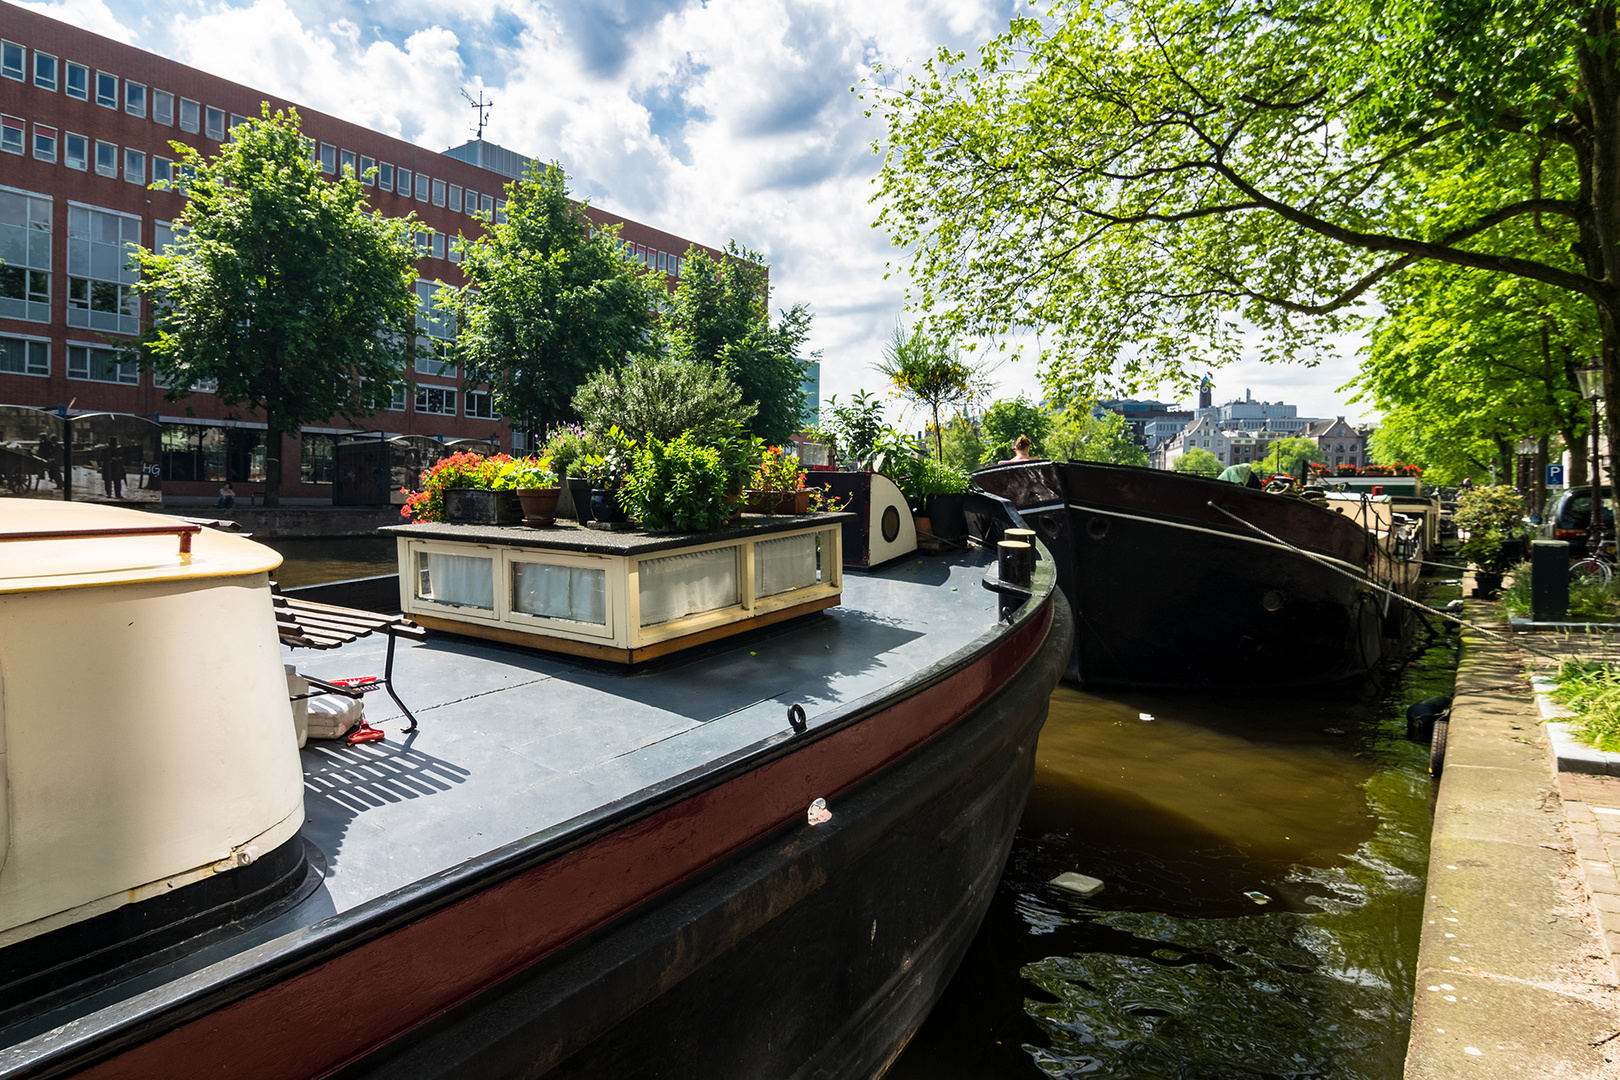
left=1571, top=552, right=1614, bottom=586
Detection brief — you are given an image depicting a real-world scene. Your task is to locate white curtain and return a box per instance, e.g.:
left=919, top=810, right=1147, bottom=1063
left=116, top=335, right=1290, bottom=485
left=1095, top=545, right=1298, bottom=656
left=755, top=532, right=819, bottom=598
left=512, top=561, right=607, bottom=625
left=639, top=546, right=738, bottom=627
left=418, top=551, right=494, bottom=610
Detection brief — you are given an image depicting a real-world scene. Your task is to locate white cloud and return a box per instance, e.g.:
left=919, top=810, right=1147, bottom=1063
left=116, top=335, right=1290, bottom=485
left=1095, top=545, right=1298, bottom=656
left=36, top=0, right=1371, bottom=429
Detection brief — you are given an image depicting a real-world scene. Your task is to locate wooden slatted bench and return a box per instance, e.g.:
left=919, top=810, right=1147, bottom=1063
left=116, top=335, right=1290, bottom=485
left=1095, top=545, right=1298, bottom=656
left=274, top=594, right=427, bottom=732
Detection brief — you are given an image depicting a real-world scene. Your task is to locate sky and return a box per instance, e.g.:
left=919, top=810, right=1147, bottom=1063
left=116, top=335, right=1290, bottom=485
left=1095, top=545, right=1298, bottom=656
left=22, top=0, right=1376, bottom=427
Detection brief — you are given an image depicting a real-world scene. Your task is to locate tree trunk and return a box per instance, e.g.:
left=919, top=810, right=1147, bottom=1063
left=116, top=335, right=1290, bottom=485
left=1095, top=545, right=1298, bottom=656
left=264, top=423, right=283, bottom=508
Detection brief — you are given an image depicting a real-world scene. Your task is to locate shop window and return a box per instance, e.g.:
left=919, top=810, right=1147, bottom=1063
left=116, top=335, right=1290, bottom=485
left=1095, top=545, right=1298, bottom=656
left=301, top=432, right=336, bottom=484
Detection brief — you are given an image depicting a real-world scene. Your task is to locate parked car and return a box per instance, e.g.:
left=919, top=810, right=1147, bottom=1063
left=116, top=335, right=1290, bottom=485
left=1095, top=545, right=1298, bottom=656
left=1549, top=486, right=1616, bottom=554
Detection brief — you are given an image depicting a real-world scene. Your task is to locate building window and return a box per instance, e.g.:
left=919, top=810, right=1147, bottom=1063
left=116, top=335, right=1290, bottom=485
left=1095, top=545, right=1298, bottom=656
left=415, top=173, right=429, bottom=201
left=466, top=390, right=494, bottom=419
left=162, top=423, right=224, bottom=483
left=496, top=199, right=507, bottom=224
left=64, top=62, right=88, bottom=101
left=153, top=157, right=173, bottom=184
left=340, top=148, right=356, bottom=176
left=95, top=71, right=117, bottom=109
left=33, top=52, right=57, bottom=91
left=318, top=142, right=335, bottom=173
left=33, top=124, right=56, bottom=162
left=0, top=334, right=48, bottom=376
left=0, top=115, right=22, bottom=155
left=94, top=140, right=116, bottom=176
left=432, top=178, right=446, bottom=207
left=124, top=148, right=145, bottom=185
left=378, top=162, right=393, bottom=191
left=153, top=89, right=173, bottom=125
left=0, top=187, right=52, bottom=323
left=448, top=184, right=462, bottom=212
left=480, top=195, right=494, bottom=215
left=65, top=132, right=87, bottom=170
left=448, top=239, right=462, bottom=265
left=68, top=343, right=138, bottom=384
left=300, top=432, right=336, bottom=484
left=205, top=106, right=225, bottom=141
left=124, top=81, right=146, bottom=118
left=67, top=204, right=142, bottom=335
left=671, top=256, right=681, bottom=277
left=359, top=155, right=375, bottom=186
left=1, top=41, right=22, bottom=81
left=179, top=97, right=199, bottom=133
left=464, top=188, right=478, bottom=214
left=230, top=114, right=249, bottom=132
left=396, top=168, right=410, bottom=195
left=416, top=386, right=457, bottom=416
left=431, top=232, right=445, bottom=260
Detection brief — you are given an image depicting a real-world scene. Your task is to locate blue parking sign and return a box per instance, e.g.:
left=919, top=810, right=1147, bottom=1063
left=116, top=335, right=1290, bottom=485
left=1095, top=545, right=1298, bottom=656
left=1548, top=463, right=1566, bottom=486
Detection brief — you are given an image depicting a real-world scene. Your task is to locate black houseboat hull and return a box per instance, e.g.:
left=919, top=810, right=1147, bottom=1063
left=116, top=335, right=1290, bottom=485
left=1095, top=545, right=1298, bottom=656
left=2, top=555, right=1069, bottom=1080
left=974, top=460, right=1397, bottom=690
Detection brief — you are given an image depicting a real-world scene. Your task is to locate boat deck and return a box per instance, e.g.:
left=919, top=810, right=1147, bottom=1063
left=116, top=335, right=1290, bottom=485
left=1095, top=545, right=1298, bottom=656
left=287, top=548, right=1003, bottom=916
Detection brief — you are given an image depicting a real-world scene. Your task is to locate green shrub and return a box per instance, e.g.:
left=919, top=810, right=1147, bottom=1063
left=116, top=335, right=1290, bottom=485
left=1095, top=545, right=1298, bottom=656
left=1496, top=560, right=1620, bottom=622
left=1550, top=659, right=1620, bottom=751
left=573, top=355, right=755, bottom=443
left=621, top=431, right=732, bottom=532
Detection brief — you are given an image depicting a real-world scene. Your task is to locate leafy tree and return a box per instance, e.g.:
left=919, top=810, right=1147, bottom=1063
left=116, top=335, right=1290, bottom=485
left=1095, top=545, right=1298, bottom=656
left=866, top=0, right=1620, bottom=519
left=443, top=160, right=661, bottom=437
left=980, top=396, right=1053, bottom=461
left=134, top=106, right=418, bottom=505
left=817, top=390, right=888, bottom=465
left=1254, top=437, right=1327, bottom=479
left=941, top=413, right=986, bottom=472
left=875, top=324, right=991, bottom=460
left=1045, top=409, right=1150, bottom=466
left=571, top=354, right=755, bottom=442
left=664, top=243, right=813, bottom=444
left=1173, top=447, right=1222, bottom=477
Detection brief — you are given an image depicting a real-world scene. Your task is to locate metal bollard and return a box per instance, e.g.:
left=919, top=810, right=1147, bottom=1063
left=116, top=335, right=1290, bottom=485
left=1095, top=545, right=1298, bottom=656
left=1531, top=539, right=1569, bottom=622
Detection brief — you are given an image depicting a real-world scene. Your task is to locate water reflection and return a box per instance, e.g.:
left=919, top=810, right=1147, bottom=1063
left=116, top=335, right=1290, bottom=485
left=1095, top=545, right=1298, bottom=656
left=892, top=592, right=1457, bottom=1080
left=260, top=536, right=397, bottom=588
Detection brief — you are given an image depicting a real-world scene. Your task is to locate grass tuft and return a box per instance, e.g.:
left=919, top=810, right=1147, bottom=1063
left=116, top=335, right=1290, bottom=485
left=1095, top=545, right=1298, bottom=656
left=1550, top=658, right=1620, bottom=751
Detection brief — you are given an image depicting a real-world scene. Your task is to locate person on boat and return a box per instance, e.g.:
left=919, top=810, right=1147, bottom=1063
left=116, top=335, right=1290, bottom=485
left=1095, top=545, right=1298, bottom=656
left=1001, top=435, right=1035, bottom=464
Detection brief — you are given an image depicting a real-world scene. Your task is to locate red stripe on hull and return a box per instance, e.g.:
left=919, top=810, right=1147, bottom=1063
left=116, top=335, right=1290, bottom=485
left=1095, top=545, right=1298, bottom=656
left=78, top=601, right=1054, bottom=1080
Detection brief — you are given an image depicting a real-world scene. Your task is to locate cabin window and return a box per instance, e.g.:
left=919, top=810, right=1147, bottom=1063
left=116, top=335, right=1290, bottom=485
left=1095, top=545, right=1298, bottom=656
left=416, top=550, right=494, bottom=610
left=639, top=547, right=739, bottom=627
left=511, top=562, right=607, bottom=625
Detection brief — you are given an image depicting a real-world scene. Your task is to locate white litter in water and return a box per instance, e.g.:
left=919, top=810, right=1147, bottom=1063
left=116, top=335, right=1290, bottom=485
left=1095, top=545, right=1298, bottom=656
left=1050, top=872, right=1105, bottom=898
left=1243, top=891, right=1271, bottom=904
left=807, top=798, right=831, bottom=825
left=1138, top=712, right=1154, bottom=722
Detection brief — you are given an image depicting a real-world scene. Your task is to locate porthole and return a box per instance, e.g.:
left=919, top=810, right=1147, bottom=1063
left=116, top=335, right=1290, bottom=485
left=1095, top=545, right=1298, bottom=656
left=1087, top=516, right=1109, bottom=540
left=881, top=505, right=900, bottom=543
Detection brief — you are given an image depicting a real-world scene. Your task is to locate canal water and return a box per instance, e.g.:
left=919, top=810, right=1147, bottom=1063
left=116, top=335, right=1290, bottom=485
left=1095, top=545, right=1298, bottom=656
left=266, top=538, right=1455, bottom=1079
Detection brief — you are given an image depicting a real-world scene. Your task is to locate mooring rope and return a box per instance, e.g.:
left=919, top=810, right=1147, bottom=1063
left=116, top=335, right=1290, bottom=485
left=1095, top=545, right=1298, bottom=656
left=1203, top=500, right=1569, bottom=662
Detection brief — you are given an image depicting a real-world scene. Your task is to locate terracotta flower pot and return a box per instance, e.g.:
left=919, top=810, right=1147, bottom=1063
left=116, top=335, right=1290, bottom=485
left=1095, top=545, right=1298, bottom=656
left=517, top=487, right=561, bottom=527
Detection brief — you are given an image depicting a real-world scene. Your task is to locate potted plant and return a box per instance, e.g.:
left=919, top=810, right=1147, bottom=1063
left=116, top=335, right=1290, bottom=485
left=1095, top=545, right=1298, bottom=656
left=915, top=458, right=971, bottom=541
left=402, top=451, right=524, bottom=524
left=492, top=457, right=560, bottom=526
left=621, top=430, right=732, bottom=532
left=1454, top=484, right=1527, bottom=596
left=582, top=426, right=636, bottom=524
left=542, top=423, right=594, bottom=520
left=746, top=445, right=810, bottom=514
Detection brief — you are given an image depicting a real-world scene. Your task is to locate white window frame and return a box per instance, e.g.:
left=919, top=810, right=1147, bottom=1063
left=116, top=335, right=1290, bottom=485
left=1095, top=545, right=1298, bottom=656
left=94, top=140, right=116, bottom=177
left=123, top=148, right=145, bottom=185
left=33, top=51, right=57, bottom=91
left=152, top=89, right=173, bottom=126
left=0, top=41, right=22, bottom=82
left=396, top=168, right=411, bottom=196
left=431, top=232, right=445, bottom=260
left=64, top=132, right=87, bottom=170
left=124, top=80, right=146, bottom=118
left=466, top=389, right=495, bottom=419
left=319, top=142, right=336, bottom=174
left=66, top=201, right=143, bottom=336
left=340, top=149, right=356, bottom=176
left=32, top=123, right=56, bottom=163
left=432, top=178, right=446, bottom=207
left=415, top=173, right=429, bottom=201
left=448, top=184, right=462, bottom=212
left=66, top=340, right=139, bottom=385
left=359, top=155, right=375, bottom=186
left=153, top=156, right=173, bottom=184
left=0, top=332, right=49, bottom=377
left=179, top=97, right=200, bottom=134
left=415, top=386, right=457, bottom=416
left=95, top=71, right=117, bottom=109
left=0, top=115, right=22, bottom=156
left=64, top=61, right=88, bottom=101
left=205, top=106, right=225, bottom=141
left=378, top=163, right=393, bottom=192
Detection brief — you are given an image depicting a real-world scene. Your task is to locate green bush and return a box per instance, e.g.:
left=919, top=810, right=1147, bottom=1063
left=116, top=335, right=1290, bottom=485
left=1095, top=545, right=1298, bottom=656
left=1551, top=660, right=1620, bottom=751
left=1496, top=560, right=1620, bottom=622
left=621, top=431, right=732, bottom=532
left=573, top=355, right=755, bottom=443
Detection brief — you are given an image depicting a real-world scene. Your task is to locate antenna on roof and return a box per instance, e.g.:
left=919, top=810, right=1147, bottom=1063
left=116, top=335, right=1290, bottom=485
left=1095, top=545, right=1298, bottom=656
left=461, top=88, right=494, bottom=141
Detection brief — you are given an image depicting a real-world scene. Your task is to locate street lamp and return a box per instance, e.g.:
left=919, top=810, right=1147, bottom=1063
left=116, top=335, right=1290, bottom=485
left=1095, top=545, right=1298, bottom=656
left=1577, top=362, right=1606, bottom=559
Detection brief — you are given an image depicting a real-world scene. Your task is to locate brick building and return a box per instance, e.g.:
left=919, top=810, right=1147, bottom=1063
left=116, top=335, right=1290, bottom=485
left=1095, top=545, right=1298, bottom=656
left=0, top=2, right=719, bottom=501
